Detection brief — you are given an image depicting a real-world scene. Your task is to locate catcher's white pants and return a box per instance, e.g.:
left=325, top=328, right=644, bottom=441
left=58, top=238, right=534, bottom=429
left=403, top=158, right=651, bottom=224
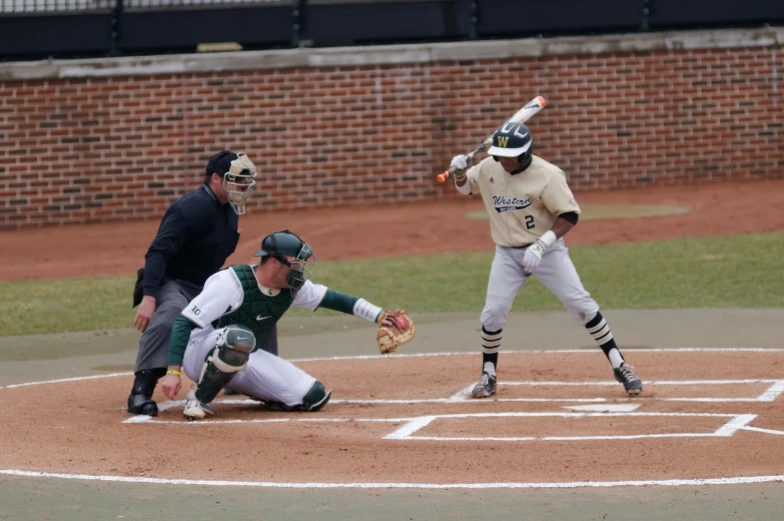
left=481, top=239, right=600, bottom=332
left=183, top=327, right=316, bottom=407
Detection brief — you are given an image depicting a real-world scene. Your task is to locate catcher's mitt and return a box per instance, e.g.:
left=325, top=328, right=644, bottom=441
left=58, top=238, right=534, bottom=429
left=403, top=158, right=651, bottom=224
left=376, top=310, right=415, bottom=355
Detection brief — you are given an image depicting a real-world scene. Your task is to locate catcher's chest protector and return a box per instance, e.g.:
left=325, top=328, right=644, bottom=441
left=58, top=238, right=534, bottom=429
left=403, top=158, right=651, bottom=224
left=214, top=265, right=293, bottom=343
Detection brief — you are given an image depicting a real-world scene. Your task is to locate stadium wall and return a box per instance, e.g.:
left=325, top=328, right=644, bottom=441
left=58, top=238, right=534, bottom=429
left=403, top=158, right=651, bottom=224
left=0, top=27, right=782, bottom=229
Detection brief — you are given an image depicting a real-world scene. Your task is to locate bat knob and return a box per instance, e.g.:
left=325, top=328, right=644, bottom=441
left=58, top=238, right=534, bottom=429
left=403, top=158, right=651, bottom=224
left=437, top=172, right=449, bottom=183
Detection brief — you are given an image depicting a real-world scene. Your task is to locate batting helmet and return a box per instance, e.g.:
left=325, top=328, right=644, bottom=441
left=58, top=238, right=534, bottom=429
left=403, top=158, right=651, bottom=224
left=252, top=230, right=315, bottom=292
left=487, top=122, right=533, bottom=165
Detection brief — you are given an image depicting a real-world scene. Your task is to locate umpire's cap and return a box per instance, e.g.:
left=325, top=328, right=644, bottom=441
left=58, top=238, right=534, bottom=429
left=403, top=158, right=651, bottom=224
left=204, top=150, right=238, bottom=181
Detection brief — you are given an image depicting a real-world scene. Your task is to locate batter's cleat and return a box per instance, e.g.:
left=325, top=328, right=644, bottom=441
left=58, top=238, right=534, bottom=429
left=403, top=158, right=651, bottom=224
left=470, top=372, right=497, bottom=398
left=614, top=363, right=643, bottom=396
left=127, top=393, right=158, bottom=416
left=183, top=388, right=215, bottom=421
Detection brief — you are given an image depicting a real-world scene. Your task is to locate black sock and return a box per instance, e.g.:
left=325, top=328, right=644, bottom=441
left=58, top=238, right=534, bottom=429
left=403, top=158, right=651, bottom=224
left=585, top=312, right=625, bottom=367
left=482, top=352, right=498, bottom=368
left=481, top=326, right=502, bottom=374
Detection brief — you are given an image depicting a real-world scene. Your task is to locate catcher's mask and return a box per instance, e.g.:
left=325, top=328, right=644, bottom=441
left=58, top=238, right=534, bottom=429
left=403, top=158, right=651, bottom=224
left=205, top=151, right=258, bottom=215
left=252, top=229, right=315, bottom=294
left=488, top=122, right=533, bottom=168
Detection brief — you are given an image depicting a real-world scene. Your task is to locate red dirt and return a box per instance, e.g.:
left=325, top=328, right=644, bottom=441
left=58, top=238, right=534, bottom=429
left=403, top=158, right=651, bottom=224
left=1, top=179, right=783, bottom=282
left=2, top=351, right=783, bottom=484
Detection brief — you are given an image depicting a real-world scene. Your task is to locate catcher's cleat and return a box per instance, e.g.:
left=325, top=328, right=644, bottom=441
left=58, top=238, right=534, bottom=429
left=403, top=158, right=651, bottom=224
left=183, top=388, right=215, bottom=420
left=127, top=393, right=158, bottom=416
left=253, top=387, right=332, bottom=413
left=470, top=372, right=497, bottom=399
left=614, top=363, right=643, bottom=396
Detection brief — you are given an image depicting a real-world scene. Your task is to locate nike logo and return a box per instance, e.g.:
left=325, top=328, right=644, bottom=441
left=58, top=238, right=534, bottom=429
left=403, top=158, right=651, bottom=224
left=256, top=315, right=272, bottom=321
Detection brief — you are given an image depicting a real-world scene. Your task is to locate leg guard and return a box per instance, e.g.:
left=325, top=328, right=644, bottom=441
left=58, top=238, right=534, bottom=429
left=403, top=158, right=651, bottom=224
left=300, top=381, right=331, bottom=412
left=258, top=381, right=332, bottom=412
left=194, top=325, right=255, bottom=405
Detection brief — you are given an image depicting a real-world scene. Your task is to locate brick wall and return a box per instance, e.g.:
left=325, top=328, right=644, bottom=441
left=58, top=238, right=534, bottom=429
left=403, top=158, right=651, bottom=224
left=1, top=29, right=782, bottom=230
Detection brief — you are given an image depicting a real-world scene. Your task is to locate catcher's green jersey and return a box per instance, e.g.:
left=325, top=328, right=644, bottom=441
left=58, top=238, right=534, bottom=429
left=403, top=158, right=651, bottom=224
left=168, top=264, right=330, bottom=366
left=214, top=265, right=295, bottom=340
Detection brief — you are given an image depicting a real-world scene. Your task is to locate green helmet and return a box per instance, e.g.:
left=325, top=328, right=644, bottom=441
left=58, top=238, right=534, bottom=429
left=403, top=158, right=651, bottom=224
left=252, top=230, right=315, bottom=292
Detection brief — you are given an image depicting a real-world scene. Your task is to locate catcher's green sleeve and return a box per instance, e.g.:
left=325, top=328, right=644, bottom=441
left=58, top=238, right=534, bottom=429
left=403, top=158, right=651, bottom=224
left=318, top=289, right=359, bottom=314
left=167, top=314, right=199, bottom=367
left=318, top=289, right=383, bottom=323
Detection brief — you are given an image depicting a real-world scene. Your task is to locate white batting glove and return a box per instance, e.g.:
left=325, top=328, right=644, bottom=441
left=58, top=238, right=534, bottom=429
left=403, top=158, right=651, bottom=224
left=522, top=230, right=557, bottom=273
left=450, top=154, right=469, bottom=171
left=522, top=242, right=545, bottom=273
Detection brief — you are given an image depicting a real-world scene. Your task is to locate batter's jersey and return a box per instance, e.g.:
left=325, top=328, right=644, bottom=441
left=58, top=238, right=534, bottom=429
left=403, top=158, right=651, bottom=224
left=181, top=264, right=327, bottom=351
left=465, top=155, right=581, bottom=246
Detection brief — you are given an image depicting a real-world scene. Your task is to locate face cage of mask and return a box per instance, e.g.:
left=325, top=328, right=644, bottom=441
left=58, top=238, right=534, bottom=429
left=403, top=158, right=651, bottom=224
left=275, top=244, right=316, bottom=294
left=224, top=171, right=256, bottom=214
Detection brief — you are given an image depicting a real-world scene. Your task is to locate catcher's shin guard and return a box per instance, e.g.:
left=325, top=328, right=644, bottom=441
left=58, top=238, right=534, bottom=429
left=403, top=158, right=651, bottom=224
left=194, top=326, right=254, bottom=405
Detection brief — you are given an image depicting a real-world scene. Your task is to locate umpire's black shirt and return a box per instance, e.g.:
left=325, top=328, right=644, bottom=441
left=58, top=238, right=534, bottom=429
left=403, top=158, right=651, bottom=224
left=142, top=185, right=240, bottom=299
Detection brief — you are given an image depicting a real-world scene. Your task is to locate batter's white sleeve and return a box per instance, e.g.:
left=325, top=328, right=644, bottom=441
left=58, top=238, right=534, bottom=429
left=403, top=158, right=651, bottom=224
left=181, top=269, right=244, bottom=328
left=291, top=280, right=328, bottom=311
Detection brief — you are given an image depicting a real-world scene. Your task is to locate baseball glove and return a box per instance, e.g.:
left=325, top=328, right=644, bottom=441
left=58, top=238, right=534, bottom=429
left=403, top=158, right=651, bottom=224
left=376, top=310, right=415, bottom=355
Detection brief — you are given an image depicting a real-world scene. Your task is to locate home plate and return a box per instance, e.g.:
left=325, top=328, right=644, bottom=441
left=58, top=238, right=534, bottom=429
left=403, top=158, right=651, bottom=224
left=562, top=404, right=641, bottom=413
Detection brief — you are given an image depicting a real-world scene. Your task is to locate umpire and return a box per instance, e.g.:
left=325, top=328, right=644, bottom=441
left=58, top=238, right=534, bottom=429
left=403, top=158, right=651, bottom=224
left=127, top=150, right=278, bottom=416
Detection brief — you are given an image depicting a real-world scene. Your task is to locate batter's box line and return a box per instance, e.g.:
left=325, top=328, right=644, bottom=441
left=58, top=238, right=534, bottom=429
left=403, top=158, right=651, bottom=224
left=447, top=379, right=784, bottom=403
left=126, top=410, right=784, bottom=439
left=384, top=412, right=761, bottom=442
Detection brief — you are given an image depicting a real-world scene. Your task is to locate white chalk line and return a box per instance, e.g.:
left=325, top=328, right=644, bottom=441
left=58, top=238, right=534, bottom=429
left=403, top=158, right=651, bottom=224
left=2, top=469, right=783, bottom=489
left=2, top=348, right=783, bottom=390
left=382, top=411, right=757, bottom=442
left=129, top=411, right=769, bottom=443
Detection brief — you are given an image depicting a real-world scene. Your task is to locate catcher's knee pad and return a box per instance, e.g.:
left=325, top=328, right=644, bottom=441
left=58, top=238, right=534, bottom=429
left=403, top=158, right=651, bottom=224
left=195, top=325, right=254, bottom=404
left=299, top=380, right=331, bottom=412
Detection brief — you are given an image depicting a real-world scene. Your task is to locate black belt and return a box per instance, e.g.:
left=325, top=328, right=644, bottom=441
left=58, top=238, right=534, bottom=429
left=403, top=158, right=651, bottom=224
left=509, top=243, right=533, bottom=249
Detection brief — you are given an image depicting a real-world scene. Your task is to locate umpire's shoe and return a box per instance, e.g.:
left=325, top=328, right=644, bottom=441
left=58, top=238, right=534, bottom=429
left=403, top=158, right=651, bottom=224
left=614, top=363, right=643, bottom=396
left=127, top=394, right=158, bottom=416
left=470, top=372, right=497, bottom=398
left=127, top=369, right=164, bottom=416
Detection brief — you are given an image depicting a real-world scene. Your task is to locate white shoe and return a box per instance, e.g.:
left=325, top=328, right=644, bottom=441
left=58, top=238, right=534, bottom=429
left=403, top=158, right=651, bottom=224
left=183, top=387, right=215, bottom=420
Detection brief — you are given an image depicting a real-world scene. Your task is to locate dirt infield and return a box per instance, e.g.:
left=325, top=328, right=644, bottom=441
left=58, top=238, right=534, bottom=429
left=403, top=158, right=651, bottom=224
left=3, top=349, right=784, bottom=485
left=1, top=179, right=783, bottom=282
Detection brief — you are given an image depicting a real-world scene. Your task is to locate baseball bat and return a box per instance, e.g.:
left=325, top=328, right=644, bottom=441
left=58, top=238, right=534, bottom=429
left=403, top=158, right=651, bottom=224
left=437, top=95, right=547, bottom=183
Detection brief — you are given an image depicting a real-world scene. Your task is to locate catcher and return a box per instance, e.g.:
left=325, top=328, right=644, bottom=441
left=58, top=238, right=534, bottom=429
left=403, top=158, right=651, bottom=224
left=159, top=229, right=415, bottom=420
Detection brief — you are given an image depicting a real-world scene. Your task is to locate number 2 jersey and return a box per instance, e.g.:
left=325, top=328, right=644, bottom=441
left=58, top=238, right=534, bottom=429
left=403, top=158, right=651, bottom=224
left=464, top=155, right=581, bottom=246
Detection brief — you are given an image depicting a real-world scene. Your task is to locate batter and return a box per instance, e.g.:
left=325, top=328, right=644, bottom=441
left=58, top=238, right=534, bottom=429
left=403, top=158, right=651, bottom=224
left=449, top=121, right=643, bottom=398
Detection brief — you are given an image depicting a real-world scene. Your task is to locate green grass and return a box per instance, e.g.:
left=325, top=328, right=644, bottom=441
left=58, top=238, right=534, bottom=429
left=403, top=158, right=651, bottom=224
left=1, top=232, right=782, bottom=337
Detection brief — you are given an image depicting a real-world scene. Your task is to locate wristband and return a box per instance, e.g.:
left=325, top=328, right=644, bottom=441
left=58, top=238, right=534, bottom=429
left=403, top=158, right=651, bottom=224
left=537, top=230, right=557, bottom=248
left=166, top=370, right=181, bottom=377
